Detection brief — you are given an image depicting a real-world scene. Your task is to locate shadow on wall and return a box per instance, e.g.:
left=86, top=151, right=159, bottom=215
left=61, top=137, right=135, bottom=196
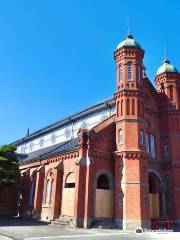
left=0, top=186, right=18, bottom=216
left=0, top=216, right=49, bottom=227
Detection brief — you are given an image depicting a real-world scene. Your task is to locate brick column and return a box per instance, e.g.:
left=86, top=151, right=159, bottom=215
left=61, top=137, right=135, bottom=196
left=52, top=163, right=63, bottom=219
left=73, top=164, right=86, bottom=227
left=114, top=155, right=124, bottom=228
left=83, top=165, right=94, bottom=228
left=122, top=155, right=150, bottom=231
left=73, top=128, right=89, bottom=227
left=33, top=166, right=45, bottom=219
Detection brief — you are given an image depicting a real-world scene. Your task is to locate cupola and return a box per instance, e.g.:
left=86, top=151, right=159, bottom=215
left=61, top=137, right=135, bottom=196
left=116, top=35, right=143, bottom=51
left=156, top=60, right=178, bottom=76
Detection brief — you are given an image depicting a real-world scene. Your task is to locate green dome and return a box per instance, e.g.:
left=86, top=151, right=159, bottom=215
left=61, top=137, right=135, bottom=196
left=116, top=35, right=142, bottom=50
left=156, top=60, right=178, bottom=75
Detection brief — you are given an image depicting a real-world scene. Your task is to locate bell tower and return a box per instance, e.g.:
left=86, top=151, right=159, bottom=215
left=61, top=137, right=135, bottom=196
left=155, top=60, right=180, bottom=222
left=114, top=35, right=150, bottom=230
left=155, top=59, right=180, bottom=110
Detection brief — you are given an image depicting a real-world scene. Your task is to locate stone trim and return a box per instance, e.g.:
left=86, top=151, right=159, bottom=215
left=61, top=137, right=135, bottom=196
left=120, top=181, right=149, bottom=186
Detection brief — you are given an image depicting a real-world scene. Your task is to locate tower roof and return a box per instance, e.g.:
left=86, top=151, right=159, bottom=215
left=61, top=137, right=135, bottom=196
left=116, top=35, right=142, bottom=50
left=156, top=60, right=178, bottom=76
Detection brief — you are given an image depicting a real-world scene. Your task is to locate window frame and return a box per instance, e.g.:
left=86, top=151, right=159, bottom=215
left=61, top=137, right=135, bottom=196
left=164, top=144, right=169, bottom=159
left=127, top=62, right=132, bottom=81
left=118, top=129, right=123, bottom=144
left=150, top=134, right=156, bottom=158
left=139, top=130, right=144, bottom=145
left=119, top=63, right=123, bottom=82
left=44, top=171, right=54, bottom=206
left=146, top=132, right=150, bottom=153
left=137, top=64, right=141, bottom=82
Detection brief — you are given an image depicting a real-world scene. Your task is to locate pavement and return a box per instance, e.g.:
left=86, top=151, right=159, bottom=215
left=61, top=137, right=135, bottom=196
left=0, top=217, right=180, bottom=240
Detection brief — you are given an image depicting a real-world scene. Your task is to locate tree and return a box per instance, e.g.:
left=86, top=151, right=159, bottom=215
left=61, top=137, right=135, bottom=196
left=0, top=145, right=20, bottom=186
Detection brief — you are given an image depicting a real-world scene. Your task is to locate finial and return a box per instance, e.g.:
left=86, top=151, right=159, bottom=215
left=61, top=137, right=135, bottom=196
left=163, top=44, right=167, bottom=61
left=26, top=128, right=30, bottom=136
left=126, top=17, right=131, bottom=36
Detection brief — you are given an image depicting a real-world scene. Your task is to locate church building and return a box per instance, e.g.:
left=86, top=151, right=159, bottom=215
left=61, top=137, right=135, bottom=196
left=13, top=35, right=180, bottom=231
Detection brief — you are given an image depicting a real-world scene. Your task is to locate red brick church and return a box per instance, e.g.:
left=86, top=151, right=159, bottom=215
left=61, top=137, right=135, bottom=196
left=13, top=34, right=180, bottom=231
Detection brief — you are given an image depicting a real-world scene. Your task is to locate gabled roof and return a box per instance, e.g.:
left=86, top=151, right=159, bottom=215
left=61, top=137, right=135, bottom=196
left=92, top=114, right=115, bottom=133
left=12, top=97, right=115, bottom=146
left=18, top=138, right=78, bottom=164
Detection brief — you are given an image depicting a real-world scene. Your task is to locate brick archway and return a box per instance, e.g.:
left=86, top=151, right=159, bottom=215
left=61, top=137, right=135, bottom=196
left=148, top=169, right=167, bottom=219
left=93, top=170, right=114, bottom=222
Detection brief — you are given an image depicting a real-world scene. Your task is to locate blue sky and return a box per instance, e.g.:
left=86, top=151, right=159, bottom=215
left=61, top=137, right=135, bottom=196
left=0, top=0, right=179, bottom=145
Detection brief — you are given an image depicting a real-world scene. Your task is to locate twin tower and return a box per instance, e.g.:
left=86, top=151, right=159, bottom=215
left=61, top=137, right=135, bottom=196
left=113, top=35, right=180, bottom=230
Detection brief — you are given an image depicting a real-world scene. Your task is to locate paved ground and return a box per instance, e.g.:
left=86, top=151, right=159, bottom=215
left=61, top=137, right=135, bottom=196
left=0, top=218, right=180, bottom=240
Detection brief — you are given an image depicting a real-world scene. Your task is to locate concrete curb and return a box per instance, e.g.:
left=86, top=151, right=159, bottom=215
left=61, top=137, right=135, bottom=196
left=0, top=235, right=13, bottom=240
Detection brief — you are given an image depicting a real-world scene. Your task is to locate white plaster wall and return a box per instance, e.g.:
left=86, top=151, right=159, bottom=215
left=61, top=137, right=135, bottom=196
left=17, top=106, right=115, bottom=154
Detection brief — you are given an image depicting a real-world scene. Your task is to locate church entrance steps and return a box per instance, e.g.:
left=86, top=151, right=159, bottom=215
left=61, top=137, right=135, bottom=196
left=51, top=216, right=72, bottom=227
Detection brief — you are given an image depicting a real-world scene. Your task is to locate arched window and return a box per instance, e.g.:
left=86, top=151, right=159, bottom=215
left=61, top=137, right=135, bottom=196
left=138, top=99, right=141, bottom=115
left=146, top=132, right=150, bottom=153
left=117, top=101, right=119, bottom=117
left=45, top=171, right=54, bottom=205
left=29, top=177, right=36, bottom=206
left=121, top=100, right=123, bottom=116
left=142, top=101, right=144, bottom=117
left=132, top=99, right=135, bottom=115
left=150, top=134, right=156, bottom=158
left=65, top=172, right=75, bottom=188
left=164, top=144, right=169, bottom=159
left=97, top=174, right=109, bottom=189
left=127, top=62, right=132, bottom=81
left=119, top=63, right=123, bottom=82
left=169, top=86, right=173, bottom=101
left=45, top=180, right=53, bottom=205
left=118, top=129, right=123, bottom=144
left=139, top=131, right=144, bottom=145
left=137, top=64, right=141, bottom=82
left=126, top=99, right=130, bottom=115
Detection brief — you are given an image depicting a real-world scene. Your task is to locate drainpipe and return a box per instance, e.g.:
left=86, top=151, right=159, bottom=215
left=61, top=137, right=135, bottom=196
left=106, top=101, right=112, bottom=117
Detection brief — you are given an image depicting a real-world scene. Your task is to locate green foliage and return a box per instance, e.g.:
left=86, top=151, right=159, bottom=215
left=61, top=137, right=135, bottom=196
left=0, top=144, right=20, bottom=186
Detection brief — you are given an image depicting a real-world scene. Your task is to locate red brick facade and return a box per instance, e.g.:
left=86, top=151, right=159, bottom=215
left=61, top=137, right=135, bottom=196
left=17, top=35, right=180, bottom=231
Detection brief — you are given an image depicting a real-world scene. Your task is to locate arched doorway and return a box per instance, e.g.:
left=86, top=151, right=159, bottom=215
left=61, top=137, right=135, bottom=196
left=149, top=172, right=163, bottom=219
left=95, top=173, right=114, bottom=219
